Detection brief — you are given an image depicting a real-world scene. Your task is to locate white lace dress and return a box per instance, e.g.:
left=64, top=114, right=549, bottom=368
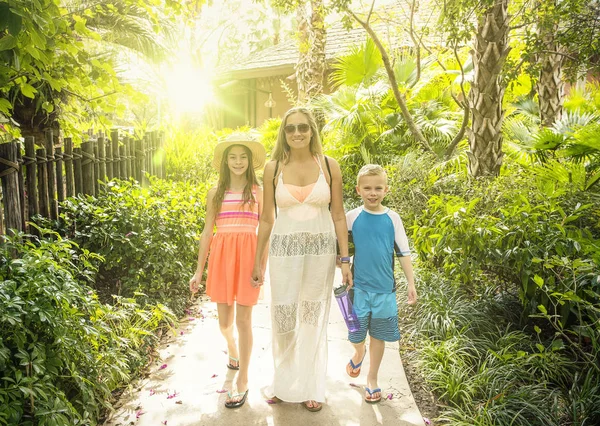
left=268, top=158, right=336, bottom=403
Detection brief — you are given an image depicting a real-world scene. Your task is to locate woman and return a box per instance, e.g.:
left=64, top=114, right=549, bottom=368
left=251, top=107, right=352, bottom=412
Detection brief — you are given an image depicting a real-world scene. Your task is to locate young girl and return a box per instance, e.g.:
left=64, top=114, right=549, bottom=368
left=189, top=132, right=266, bottom=409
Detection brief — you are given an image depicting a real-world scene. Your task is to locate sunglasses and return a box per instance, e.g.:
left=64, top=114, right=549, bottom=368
left=284, top=123, right=311, bottom=134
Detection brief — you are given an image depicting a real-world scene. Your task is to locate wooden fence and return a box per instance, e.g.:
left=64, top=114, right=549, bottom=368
left=0, top=129, right=165, bottom=237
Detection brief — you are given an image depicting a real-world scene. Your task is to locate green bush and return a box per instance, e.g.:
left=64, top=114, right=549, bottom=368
left=54, top=178, right=208, bottom=317
left=0, top=231, right=175, bottom=425
left=399, top=269, right=600, bottom=426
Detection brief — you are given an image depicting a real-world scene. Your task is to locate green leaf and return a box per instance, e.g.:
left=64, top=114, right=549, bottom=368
left=533, top=274, right=544, bottom=288
left=535, top=343, right=545, bottom=353
left=7, top=11, right=22, bottom=35
left=537, top=304, right=548, bottom=315
left=534, top=325, right=541, bottom=334
left=20, top=83, right=37, bottom=99
left=0, top=3, right=9, bottom=30
left=0, top=34, right=17, bottom=51
left=0, top=98, right=12, bottom=114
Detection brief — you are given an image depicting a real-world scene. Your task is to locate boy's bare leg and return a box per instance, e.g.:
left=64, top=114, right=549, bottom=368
left=217, top=303, right=238, bottom=367
left=349, top=340, right=367, bottom=375
left=229, top=303, right=253, bottom=403
left=366, top=336, right=385, bottom=401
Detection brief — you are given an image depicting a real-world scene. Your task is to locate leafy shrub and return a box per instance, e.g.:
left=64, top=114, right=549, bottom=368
left=410, top=165, right=599, bottom=325
left=0, top=231, right=175, bottom=425
left=399, top=269, right=598, bottom=426
left=54, top=178, right=208, bottom=317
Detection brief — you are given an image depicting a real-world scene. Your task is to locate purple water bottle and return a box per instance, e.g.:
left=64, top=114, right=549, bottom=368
left=334, top=285, right=360, bottom=332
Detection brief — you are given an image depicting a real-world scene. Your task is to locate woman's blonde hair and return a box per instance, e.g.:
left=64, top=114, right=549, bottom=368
left=272, top=107, right=322, bottom=163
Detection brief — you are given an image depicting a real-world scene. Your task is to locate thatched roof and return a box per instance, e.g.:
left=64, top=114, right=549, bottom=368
left=216, top=2, right=442, bottom=81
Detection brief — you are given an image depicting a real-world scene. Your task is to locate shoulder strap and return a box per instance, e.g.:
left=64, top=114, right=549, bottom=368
left=324, top=156, right=332, bottom=210
left=273, top=161, right=279, bottom=218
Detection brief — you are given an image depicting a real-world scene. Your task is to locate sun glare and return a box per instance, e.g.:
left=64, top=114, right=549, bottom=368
left=163, top=62, right=215, bottom=115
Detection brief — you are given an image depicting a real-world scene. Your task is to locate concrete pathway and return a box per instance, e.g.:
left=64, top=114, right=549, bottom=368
left=104, top=269, right=425, bottom=426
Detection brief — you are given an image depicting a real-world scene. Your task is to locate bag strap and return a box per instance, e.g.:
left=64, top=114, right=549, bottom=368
left=273, top=160, right=280, bottom=218
left=324, top=156, right=332, bottom=210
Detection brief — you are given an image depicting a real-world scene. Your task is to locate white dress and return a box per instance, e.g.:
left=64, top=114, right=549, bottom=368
left=268, top=157, right=337, bottom=402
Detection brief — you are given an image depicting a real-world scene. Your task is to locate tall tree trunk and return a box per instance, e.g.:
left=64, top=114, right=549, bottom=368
left=467, top=0, right=511, bottom=177
left=295, top=0, right=326, bottom=104
left=307, top=0, right=326, bottom=99
left=295, top=3, right=310, bottom=103
left=536, top=1, right=564, bottom=127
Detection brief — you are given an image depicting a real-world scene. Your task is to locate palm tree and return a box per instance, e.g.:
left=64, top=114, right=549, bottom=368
left=295, top=0, right=327, bottom=103
left=536, top=0, right=565, bottom=127
left=467, top=0, right=511, bottom=177
left=10, top=0, right=176, bottom=141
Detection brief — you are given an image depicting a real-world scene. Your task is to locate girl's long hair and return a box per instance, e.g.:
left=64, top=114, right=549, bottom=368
left=272, top=107, right=322, bottom=163
left=212, top=145, right=259, bottom=215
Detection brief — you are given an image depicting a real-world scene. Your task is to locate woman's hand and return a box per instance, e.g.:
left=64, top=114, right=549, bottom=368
left=251, top=264, right=264, bottom=288
left=189, top=272, right=202, bottom=294
left=341, top=263, right=353, bottom=289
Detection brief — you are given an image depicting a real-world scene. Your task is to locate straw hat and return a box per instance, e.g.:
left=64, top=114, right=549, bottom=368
left=212, top=131, right=266, bottom=170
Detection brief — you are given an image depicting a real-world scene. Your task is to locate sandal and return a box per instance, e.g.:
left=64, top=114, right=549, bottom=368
left=227, top=355, right=239, bottom=370
left=303, top=400, right=322, bottom=412
left=346, top=351, right=366, bottom=378
left=365, top=387, right=381, bottom=404
left=225, top=389, right=248, bottom=409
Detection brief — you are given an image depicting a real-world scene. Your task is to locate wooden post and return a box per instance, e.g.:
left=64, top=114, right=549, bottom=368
left=105, top=137, right=113, bottom=180
left=111, top=129, right=120, bottom=179
left=144, top=133, right=154, bottom=175
left=45, top=130, right=58, bottom=220
left=36, top=147, right=50, bottom=218
left=24, top=137, right=39, bottom=220
left=159, top=131, right=166, bottom=179
left=135, top=137, right=145, bottom=184
left=0, top=142, right=23, bottom=235
left=126, top=137, right=134, bottom=179
left=73, top=147, right=83, bottom=195
left=119, top=144, right=127, bottom=180
left=16, top=149, right=26, bottom=231
left=81, top=142, right=95, bottom=196
left=55, top=147, right=65, bottom=203
left=64, top=138, right=75, bottom=197
left=93, top=140, right=100, bottom=194
left=98, top=136, right=106, bottom=183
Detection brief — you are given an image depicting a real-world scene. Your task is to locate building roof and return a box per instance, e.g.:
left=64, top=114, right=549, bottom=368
left=216, top=2, right=441, bottom=81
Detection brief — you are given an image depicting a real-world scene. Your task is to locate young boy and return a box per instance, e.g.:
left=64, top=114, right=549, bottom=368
left=344, top=164, right=417, bottom=403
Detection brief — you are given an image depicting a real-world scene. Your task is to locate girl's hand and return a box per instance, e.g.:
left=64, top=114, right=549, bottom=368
left=189, top=272, right=202, bottom=294
left=251, top=265, right=264, bottom=288
left=341, top=263, right=353, bottom=289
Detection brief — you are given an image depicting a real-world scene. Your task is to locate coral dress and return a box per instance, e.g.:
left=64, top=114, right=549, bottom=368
left=268, top=157, right=337, bottom=402
left=206, top=187, right=260, bottom=306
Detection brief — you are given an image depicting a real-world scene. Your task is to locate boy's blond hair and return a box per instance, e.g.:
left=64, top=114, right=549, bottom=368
left=357, top=164, right=387, bottom=185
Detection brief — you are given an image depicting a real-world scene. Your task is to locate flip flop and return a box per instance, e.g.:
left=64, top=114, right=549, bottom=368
left=346, top=351, right=366, bottom=378
left=225, top=389, right=249, bottom=409
left=227, top=356, right=239, bottom=370
left=365, top=387, right=382, bottom=404
left=303, top=400, right=323, bottom=412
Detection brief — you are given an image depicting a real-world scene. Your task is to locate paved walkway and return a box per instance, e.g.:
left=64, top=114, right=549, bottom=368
left=104, top=269, right=424, bottom=426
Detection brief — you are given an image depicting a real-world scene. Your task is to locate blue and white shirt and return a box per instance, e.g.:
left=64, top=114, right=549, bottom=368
left=346, top=206, right=411, bottom=293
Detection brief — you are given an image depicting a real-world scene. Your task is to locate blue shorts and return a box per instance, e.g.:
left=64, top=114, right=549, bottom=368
left=348, top=287, right=400, bottom=343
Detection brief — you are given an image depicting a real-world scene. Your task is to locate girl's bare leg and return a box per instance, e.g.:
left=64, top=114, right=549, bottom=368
left=227, top=303, right=253, bottom=403
left=216, top=303, right=238, bottom=367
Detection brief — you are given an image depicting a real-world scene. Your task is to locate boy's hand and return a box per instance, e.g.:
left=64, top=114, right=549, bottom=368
left=407, top=284, right=417, bottom=305
left=341, top=263, right=353, bottom=289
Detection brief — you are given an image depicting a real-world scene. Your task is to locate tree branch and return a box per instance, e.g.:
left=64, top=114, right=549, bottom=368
left=348, top=8, right=434, bottom=154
